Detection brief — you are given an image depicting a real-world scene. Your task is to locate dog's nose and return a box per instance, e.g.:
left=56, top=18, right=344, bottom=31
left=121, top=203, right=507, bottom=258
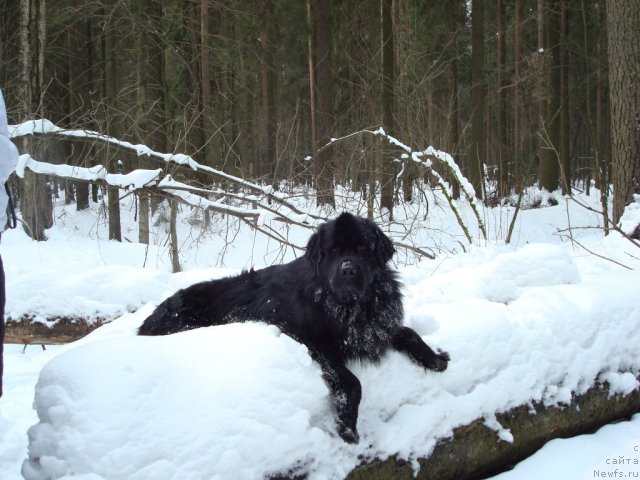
left=340, top=260, right=356, bottom=277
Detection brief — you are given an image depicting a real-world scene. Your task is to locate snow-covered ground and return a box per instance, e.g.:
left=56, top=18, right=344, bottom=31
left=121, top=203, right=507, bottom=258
left=1, top=188, right=639, bottom=479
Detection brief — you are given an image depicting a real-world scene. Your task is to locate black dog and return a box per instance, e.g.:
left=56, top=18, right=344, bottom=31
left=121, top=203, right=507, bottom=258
left=138, top=212, right=449, bottom=443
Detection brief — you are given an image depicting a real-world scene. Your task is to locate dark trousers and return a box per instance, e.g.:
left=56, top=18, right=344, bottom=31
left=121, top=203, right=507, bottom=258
left=0, top=254, right=4, bottom=398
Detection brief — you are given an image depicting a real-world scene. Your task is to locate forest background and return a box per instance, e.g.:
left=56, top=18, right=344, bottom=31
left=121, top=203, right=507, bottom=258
left=0, top=0, right=638, bottom=255
left=1, top=3, right=640, bottom=477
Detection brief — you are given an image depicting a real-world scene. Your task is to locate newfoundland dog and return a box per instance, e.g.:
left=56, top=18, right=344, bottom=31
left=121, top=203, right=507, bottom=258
left=138, top=212, right=449, bottom=443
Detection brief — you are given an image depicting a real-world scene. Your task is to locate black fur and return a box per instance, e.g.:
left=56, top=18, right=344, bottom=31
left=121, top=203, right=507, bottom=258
left=138, top=212, right=449, bottom=443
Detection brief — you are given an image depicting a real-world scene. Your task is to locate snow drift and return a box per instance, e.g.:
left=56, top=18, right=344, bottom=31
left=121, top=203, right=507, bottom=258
left=21, top=244, right=640, bottom=480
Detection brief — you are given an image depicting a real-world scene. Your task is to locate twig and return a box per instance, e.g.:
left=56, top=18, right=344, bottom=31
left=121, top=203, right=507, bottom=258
left=556, top=233, right=632, bottom=270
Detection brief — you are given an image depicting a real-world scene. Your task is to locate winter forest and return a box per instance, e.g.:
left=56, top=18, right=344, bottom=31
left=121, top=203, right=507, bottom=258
left=1, top=0, right=640, bottom=479
left=0, top=0, right=638, bottom=244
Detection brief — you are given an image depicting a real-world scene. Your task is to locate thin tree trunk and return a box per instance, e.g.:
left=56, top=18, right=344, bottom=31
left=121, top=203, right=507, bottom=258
left=397, top=1, right=415, bottom=204
left=560, top=0, right=571, bottom=195
left=496, top=0, right=508, bottom=198
left=514, top=0, right=523, bottom=193
left=135, top=0, right=150, bottom=244
left=169, top=198, right=181, bottom=273
left=138, top=193, right=149, bottom=245
left=313, top=0, right=335, bottom=208
left=596, top=0, right=610, bottom=231
left=539, top=0, right=561, bottom=192
left=307, top=0, right=317, bottom=158
left=260, top=0, right=277, bottom=186
left=469, top=0, right=486, bottom=200
left=449, top=59, right=461, bottom=200
left=104, top=10, right=121, bottom=241
left=66, top=5, right=89, bottom=211
left=380, top=0, right=395, bottom=219
left=200, top=0, right=217, bottom=168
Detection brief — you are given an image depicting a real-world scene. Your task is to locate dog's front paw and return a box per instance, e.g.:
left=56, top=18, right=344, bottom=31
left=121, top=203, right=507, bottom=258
left=428, top=350, right=450, bottom=372
left=337, top=423, right=360, bottom=444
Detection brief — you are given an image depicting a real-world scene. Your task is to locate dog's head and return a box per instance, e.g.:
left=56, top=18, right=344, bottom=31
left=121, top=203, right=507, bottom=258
left=305, top=212, right=395, bottom=303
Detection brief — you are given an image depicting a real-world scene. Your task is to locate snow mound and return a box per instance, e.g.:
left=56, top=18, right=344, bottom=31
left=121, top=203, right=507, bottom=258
left=477, top=243, right=580, bottom=303
left=21, top=244, right=640, bottom=480
left=22, top=324, right=332, bottom=480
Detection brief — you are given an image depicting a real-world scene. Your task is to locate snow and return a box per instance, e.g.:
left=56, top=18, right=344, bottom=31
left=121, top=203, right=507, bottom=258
left=21, top=325, right=332, bottom=480
left=9, top=119, right=299, bottom=206
left=16, top=154, right=163, bottom=190
left=1, top=187, right=639, bottom=479
left=9, top=120, right=200, bottom=171
left=619, top=194, right=640, bottom=236
left=492, top=414, right=640, bottom=480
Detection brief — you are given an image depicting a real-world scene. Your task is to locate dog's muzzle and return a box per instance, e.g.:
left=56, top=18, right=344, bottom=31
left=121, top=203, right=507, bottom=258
left=331, top=259, right=367, bottom=303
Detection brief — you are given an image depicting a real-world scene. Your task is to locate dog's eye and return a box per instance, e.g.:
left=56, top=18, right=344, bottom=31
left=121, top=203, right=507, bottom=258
left=330, top=247, right=339, bottom=255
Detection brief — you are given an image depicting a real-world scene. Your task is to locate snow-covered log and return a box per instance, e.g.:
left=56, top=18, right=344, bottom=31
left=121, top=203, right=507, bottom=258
left=346, top=381, right=640, bottom=480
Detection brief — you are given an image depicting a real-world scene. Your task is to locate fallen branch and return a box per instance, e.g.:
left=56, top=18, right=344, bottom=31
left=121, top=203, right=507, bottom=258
left=10, top=119, right=323, bottom=224
left=18, top=153, right=441, bottom=259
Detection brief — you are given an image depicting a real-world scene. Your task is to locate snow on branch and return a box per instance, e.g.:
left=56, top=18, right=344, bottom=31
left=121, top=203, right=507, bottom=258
left=11, top=118, right=484, bottom=258
left=17, top=152, right=312, bottom=234
left=16, top=154, right=163, bottom=190
left=11, top=120, right=199, bottom=169
left=315, top=127, right=488, bottom=242
left=9, top=119, right=323, bottom=225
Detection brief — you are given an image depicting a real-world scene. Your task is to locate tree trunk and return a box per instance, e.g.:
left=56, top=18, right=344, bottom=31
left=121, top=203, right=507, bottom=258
left=313, top=0, right=335, bottom=208
left=135, top=6, right=149, bottom=245
left=345, top=381, right=640, bottom=480
left=380, top=0, right=396, bottom=219
left=200, top=0, right=218, bottom=169
left=469, top=0, right=486, bottom=200
left=103, top=4, right=121, bottom=242
left=448, top=56, right=461, bottom=201
left=18, top=0, right=52, bottom=241
left=513, top=0, right=523, bottom=193
left=134, top=0, right=164, bottom=245
left=260, top=0, right=277, bottom=186
left=400, top=0, right=416, bottom=204
left=21, top=170, right=51, bottom=241
left=66, top=3, right=89, bottom=211
left=169, top=198, right=181, bottom=273
left=75, top=180, right=89, bottom=211
left=138, top=192, right=149, bottom=245
left=307, top=0, right=317, bottom=158
left=496, top=0, right=508, bottom=198
left=539, top=0, right=561, bottom=193
left=606, top=0, right=640, bottom=225
left=560, top=0, right=571, bottom=195
left=107, top=170, right=121, bottom=241
left=596, top=0, right=610, bottom=231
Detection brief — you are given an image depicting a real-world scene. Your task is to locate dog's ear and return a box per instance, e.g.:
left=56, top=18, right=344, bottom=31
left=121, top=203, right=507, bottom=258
left=373, top=224, right=395, bottom=265
left=305, top=229, right=322, bottom=264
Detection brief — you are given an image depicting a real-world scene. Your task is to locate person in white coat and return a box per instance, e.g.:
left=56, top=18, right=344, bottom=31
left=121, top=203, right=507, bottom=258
left=0, top=89, right=20, bottom=398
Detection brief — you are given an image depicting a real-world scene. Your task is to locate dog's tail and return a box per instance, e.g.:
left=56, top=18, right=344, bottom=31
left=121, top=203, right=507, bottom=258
left=137, top=278, right=238, bottom=336
left=138, top=293, right=188, bottom=336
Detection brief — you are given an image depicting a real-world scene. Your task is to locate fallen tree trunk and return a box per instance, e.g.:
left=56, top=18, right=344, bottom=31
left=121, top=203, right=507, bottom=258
left=346, top=380, right=640, bottom=480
